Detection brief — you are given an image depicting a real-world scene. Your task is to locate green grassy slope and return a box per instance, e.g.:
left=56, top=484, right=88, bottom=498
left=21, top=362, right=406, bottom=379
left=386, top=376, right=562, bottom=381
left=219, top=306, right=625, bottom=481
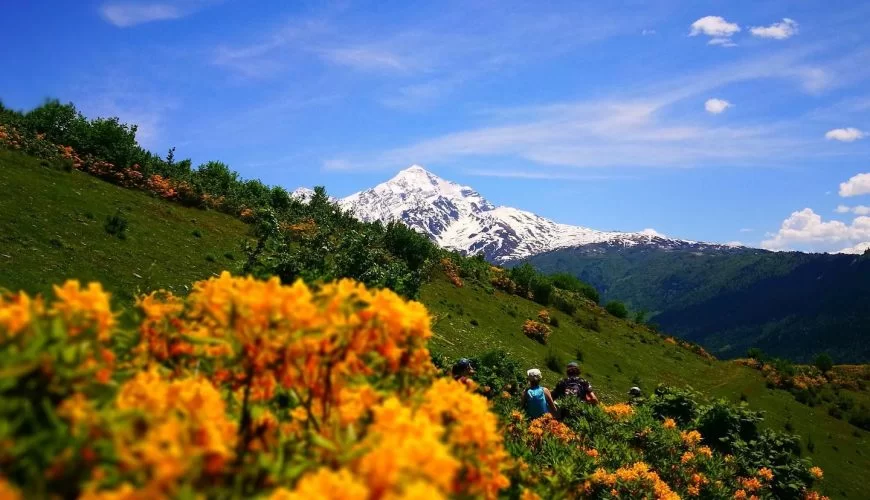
left=1, top=149, right=867, bottom=497
left=422, top=277, right=869, bottom=498
left=0, top=150, right=249, bottom=304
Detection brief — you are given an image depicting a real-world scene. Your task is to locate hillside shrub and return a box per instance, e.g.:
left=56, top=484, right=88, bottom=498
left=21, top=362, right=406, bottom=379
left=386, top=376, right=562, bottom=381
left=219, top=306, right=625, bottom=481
left=550, top=272, right=600, bottom=303
left=468, top=350, right=526, bottom=396
left=544, top=350, right=563, bottom=373
left=522, top=320, right=551, bottom=344
left=0, top=276, right=830, bottom=499
left=814, top=353, right=833, bottom=373
left=103, top=211, right=128, bottom=239
left=529, top=276, right=554, bottom=305
left=552, top=292, right=577, bottom=316
left=0, top=274, right=509, bottom=499
left=605, top=300, right=629, bottom=319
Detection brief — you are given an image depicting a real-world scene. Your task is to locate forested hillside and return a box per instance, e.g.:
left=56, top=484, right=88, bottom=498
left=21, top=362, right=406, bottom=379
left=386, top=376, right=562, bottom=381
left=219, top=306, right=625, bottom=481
left=523, top=244, right=870, bottom=363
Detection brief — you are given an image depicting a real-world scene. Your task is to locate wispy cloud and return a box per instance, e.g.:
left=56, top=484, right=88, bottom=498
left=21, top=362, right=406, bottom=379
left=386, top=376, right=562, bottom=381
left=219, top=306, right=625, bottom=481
left=329, top=46, right=860, bottom=172
left=319, top=47, right=414, bottom=72
left=99, top=1, right=215, bottom=27
left=750, top=19, right=799, bottom=40
left=463, top=169, right=639, bottom=181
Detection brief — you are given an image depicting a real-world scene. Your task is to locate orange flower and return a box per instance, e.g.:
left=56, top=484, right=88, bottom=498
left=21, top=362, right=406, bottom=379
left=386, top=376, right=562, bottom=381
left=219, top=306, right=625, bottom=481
left=809, top=466, right=823, bottom=480
left=681, top=430, right=702, bottom=447
left=662, top=418, right=677, bottom=430
left=757, top=467, right=774, bottom=482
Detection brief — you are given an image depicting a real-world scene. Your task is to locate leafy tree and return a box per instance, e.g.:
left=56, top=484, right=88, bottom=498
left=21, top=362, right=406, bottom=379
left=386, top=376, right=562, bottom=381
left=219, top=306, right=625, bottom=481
left=529, top=276, right=553, bottom=305
left=509, top=263, right=537, bottom=296
left=814, top=353, right=833, bottom=373
left=605, top=300, right=628, bottom=319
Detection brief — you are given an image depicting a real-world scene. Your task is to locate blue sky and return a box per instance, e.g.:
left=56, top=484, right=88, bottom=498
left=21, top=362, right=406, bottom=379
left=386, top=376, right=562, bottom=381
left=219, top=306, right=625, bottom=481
left=3, top=1, right=870, bottom=253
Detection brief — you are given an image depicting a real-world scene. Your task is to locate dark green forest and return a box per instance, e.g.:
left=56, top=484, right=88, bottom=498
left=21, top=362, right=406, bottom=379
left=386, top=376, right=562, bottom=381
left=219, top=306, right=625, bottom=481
left=522, top=244, right=870, bottom=363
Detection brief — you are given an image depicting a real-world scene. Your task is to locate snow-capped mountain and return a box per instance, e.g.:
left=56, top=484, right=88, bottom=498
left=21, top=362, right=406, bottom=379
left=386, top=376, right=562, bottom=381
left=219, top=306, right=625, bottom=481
left=299, top=165, right=732, bottom=262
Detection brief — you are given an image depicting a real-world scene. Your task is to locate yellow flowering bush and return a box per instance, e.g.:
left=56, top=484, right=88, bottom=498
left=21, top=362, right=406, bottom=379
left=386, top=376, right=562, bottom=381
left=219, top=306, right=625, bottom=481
left=0, top=274, right=507, bottom=499
left=0, top=275, right=834, bottom=499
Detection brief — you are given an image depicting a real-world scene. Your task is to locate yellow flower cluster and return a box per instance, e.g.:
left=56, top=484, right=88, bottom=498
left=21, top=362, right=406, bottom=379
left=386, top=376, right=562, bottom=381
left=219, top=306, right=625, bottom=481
left=527, top=413, right=577, bottom=445
left=602, top=403, right=634, bottom=420
left=97, top=369, right=238, bottom=496
left=51, top=281, right=116, bottom=340
left=0, top=291, right=40, bottom=338
left=587, top=462, right=680, bottom=500
left=681, top=430, right=703, bottom=447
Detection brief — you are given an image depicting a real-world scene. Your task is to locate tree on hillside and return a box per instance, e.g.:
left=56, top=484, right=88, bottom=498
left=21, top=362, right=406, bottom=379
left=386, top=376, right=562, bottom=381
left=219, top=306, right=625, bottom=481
left=605, top=300, right=628, bottom=319
left=814, top=353, right=834, bottom=373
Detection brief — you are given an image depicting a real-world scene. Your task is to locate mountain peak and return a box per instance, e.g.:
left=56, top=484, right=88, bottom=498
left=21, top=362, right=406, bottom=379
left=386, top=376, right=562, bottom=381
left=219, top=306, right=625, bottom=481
left=401, top=164, right=428, bottom=174
left=338, top=168, right=711, bottom=262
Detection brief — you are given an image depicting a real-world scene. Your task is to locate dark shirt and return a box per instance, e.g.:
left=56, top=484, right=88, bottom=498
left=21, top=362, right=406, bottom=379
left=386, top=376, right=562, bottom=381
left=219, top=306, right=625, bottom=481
left=552, top=376, right=592, bottom=400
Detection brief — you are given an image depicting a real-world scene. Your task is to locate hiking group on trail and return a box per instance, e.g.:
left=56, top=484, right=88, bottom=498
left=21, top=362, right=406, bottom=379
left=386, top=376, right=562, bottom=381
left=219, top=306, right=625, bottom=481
left=449, top=357, right=643, bottom=421
left=522, top=361, right=599, bottom=419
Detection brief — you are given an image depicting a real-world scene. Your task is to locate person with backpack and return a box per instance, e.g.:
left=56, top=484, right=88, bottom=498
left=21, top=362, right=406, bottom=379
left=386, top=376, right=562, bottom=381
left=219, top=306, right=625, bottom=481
left=451, top=358, right=475, bottom=387
left=521, top=368, right=558, bottom=419
left=552, top=361, right=598, bottom=405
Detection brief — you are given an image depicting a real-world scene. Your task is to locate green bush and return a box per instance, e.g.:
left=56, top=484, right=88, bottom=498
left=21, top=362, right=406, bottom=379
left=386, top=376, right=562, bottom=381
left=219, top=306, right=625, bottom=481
left=605, top=300, right=628, bottom=319
left=468, top=350, right=526, bottom=395
left=544, top=350, right=564, bottom=373
left=814, top=353, right=833, bottom=373
left=103, top=211, right=128, bottom=240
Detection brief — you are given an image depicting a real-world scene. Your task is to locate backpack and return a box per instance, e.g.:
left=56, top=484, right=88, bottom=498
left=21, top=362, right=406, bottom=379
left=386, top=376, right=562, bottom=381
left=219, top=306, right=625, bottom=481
left=562, top=377, right=590, bottom=400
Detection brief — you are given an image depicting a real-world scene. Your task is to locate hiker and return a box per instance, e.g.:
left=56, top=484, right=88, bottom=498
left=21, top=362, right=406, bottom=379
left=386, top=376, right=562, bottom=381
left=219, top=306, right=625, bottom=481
left=521, top=368, right=558, bottom=419
left=552, top=361, right=598, bottom=405
left=452, top=358, right=475, bottom=386
left=627, top=386, right=645, bottom=406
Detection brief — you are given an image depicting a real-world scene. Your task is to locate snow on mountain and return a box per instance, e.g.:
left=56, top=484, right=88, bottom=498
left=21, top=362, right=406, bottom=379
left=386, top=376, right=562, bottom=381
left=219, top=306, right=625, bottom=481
left=290, top=187, right=316, bottom=202
left=321, top=165, right=721, bottom=262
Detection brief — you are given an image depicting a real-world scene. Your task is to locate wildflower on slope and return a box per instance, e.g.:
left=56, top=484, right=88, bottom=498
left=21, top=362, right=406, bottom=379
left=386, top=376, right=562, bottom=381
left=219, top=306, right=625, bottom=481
left=662, top=417, right=677, bottom=430
left=757, top=467, right=774, bottom=482
left=0, top=291, right=40, bottom=337
left=602, top=403, right=634, bottom=420
left=681, top=429, right=702, bottom=447
left=51, top=280, right=115, bottom=340
left=809, top=466, right=824, bottom=480
left=270, top=468, right=368, bottom=500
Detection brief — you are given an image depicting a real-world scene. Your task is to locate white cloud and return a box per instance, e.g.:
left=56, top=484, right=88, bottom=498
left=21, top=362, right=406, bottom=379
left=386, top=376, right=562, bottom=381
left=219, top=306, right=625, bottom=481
left=708, top=37, right=737, bottom=48
left=838, top=241, right=870, bottom=254
left=761, top=208, right=870, bottom=250
left=750, top=18, right=799, bottom=40
left=839, top=173, right=870, bottom=197
left=641, top=29, right=656, bottom=36
left=835, top=204, right=870, bottom=215
left=100, top=2, right=184, bottom=27
left=825, top=127, right=865, bottom=142
left=689, top=16, right=740, bottom=46
left=705, top=98, right=732, bottom=114
left=690, top=16, right=741, bottom=37
left=319, top=47, right=411, bottom=72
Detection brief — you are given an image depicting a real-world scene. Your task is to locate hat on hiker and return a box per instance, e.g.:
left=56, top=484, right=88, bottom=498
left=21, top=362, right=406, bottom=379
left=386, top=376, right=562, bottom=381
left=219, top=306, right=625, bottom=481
left=628, top=386, right=642, bottom=396
left=527, top=368, right=542, bottom=380
left=566, top=361, right=580, bottom=375
left=452, top=358, right=472, bottom=376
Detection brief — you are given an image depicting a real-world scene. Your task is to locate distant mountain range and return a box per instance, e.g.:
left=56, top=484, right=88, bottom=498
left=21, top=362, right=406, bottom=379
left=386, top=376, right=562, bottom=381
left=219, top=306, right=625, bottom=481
left=322, top=165, right=735, bottom=262
left=293, top=165, right=870, bottom=363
